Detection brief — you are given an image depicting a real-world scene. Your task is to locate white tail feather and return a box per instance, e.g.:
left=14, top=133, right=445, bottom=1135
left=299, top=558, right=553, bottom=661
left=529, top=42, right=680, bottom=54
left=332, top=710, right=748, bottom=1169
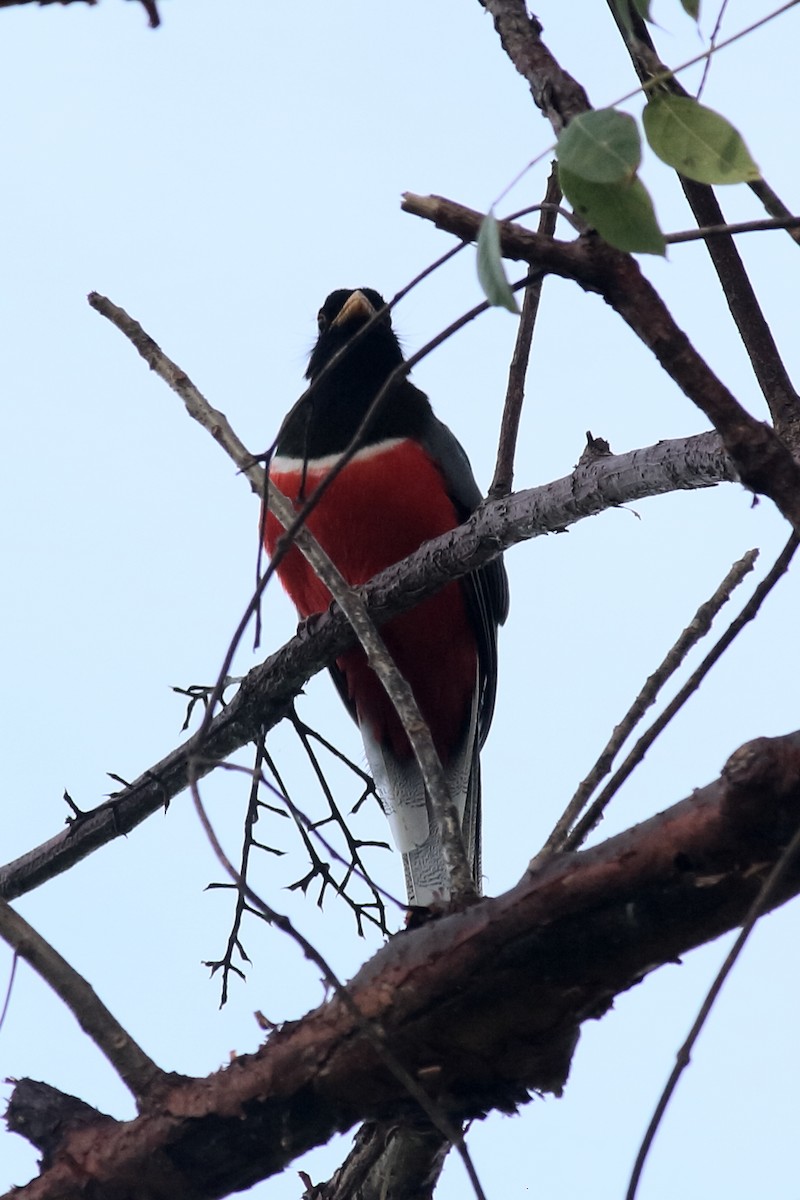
left=360, top=685, right=481, bottom=906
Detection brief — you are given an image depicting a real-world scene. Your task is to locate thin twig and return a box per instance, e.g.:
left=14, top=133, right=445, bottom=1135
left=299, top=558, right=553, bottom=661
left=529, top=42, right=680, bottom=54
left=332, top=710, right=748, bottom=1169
left=488, top=0, right=800, bottom=208
left=206, top=735, right=268, bottom=1007
left=0, top=426, right=735, bottom=906
left=625, top=813, right=800, bottom=1200
left=665, top=214, right=800, bottom=244
left=90, top=293, right=479, bottom=902
left=288, top=715, right=394, bottom=929
left=402, top=193, right=800, bottom=535
left=537, top=548, right=759, bottom=860
left=564, top=534, right=799, bottom=851
left=0, top=898, right=165, bottom=1101
left=696, top=0, right=732, bottom=99
left=0, top=951, right=17, bottom=1032
left=611, top=12, right=800, bottom=433
left=188, top=775, right=488, bottom=1200
left=490, top=165, right=561, bottom=498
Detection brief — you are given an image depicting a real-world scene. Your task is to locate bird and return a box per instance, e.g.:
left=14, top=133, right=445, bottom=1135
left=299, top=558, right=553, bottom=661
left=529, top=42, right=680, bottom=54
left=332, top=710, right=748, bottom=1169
left=264, top=288, right=508, bottom=906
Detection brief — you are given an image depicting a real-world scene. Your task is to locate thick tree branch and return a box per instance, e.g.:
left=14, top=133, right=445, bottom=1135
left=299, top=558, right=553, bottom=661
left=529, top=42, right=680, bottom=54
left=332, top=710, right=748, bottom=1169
left=608, top=12, right=800, bottom=439
left=480, top=1, right=800, bottom=441
left=7, top=729, right=800, bottom=1199
left=477, top=0, right=590, bottom=132
left=0, top=430, right=733, bottom=903
left=402, top=193, right=800, bottom=533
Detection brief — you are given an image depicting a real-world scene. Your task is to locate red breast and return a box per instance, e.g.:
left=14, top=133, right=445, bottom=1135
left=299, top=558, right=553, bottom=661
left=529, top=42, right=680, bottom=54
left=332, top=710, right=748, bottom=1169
left=266, top=436, right=478, bottom=761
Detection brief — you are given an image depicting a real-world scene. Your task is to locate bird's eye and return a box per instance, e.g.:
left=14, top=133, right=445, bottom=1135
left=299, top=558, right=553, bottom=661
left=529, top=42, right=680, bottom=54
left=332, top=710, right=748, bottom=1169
left=317, top=311, right=328, bottom=332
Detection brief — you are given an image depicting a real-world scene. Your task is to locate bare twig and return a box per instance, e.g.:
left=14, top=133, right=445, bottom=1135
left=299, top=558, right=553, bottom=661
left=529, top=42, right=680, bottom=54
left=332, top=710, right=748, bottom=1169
left=609, top=11, right=800, bottom=435
left=537, top=548, right=759, bottom=860
left=0, top=428, right=735, bottom=904
left=90, top=293, right=478, bottom=902
left=665, top=214, right=800, bottom=244
left=402, top=192, right=800, bottom=533
left=288, top=716, right=393, bottom=931
left=478, top=0, right=590, bottom=133
left=188, top=775, right=488, bottom=1200
left=626, top=811, right=800, bottom=1200
left=696, top=0, right=731, bottom=98
left=0, top=898, right=165, bottom=1101
left=205, top=735, right=269, bottom=1006
left=490, top=166, right=561, bottom=498
left=564, top=534, right=799, bottom=851
left=0, top=952, right=17, bottom=1032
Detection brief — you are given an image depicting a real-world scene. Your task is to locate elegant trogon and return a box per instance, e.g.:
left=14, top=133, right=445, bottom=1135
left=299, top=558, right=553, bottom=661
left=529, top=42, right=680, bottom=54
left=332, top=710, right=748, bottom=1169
left=264, top=288, right=508, bottom=905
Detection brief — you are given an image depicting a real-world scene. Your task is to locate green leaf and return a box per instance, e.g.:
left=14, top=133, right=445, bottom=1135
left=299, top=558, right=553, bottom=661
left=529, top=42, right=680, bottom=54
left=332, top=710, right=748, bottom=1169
left=559, top=166, right=666, bottom=255
left=557, top=108, right=641, bottom=184
left=643, top=94, right=759, bottom=184
left=681, top=0, right=700, bottom=18
left=476, top=212, right=520, bottom=314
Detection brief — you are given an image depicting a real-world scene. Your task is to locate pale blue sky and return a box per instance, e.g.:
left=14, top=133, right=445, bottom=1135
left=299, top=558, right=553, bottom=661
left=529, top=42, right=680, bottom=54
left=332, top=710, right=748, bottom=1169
left=2, top=2, right=799, bottom=1196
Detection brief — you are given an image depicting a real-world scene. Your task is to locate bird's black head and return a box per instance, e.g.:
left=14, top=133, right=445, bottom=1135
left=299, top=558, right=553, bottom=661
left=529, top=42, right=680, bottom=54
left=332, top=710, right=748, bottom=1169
left=277, top=288, right=431, bottom=458
left=305, top=288, right=403, bottom=383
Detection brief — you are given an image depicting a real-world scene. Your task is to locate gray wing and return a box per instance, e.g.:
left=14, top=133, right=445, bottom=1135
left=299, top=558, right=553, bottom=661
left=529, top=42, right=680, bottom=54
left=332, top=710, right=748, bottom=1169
left=419, top=414, right=509, bottom=749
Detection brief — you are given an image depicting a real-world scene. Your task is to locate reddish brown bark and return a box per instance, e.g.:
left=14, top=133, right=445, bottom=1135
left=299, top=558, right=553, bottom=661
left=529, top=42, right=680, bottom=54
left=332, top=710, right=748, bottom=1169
left=8, top=731, right=800, bottom=1199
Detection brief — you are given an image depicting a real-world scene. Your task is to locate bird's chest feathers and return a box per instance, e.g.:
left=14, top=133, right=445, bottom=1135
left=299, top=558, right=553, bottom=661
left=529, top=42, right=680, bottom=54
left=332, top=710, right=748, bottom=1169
left=267, top=437, right=460, bottom=616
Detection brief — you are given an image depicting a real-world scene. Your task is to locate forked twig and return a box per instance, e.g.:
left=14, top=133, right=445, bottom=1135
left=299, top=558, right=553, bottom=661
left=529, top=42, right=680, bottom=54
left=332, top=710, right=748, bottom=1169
left=188, top=776, right=488, bottom=1200
left=538, top=548, right=759, bottom=860
left=626, top=813, right=800, bottom=1200
left=565, top=534, right=798, bottom=852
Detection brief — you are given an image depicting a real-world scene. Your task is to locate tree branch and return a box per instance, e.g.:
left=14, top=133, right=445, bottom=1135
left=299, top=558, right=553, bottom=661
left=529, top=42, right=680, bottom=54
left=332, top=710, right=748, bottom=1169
left=0, top=0, right=160, bottom=24
left=7, top=728, right=800, bottom=1198
left=608, top=11, right=800, bottom=439
left=477, top=0, right=590, bottom=132
left=402, top=193, right=800, bottom=534
left=89, top=292, right=476, bottom=903
left=0, top=900, right=166, bottom=1102
left=538, top=545, right=760, bottom=858
left=0, top=429, right=734, bottom=903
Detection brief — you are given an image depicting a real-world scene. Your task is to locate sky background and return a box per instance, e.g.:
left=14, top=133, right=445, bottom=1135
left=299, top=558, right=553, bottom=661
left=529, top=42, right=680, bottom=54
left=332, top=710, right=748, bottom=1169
left=1, top=1, right=799, bottom=1196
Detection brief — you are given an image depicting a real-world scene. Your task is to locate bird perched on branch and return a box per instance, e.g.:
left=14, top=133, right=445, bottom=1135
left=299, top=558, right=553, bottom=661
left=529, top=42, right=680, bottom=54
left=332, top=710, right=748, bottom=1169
left=264, top=288, right=508, bottom=906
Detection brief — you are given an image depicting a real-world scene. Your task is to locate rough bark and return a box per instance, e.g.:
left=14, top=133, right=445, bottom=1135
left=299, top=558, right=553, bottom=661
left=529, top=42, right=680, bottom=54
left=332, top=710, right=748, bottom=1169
left=0, top=430, right=733, bottom=904
left=7, top=730, right=800, bottom=1199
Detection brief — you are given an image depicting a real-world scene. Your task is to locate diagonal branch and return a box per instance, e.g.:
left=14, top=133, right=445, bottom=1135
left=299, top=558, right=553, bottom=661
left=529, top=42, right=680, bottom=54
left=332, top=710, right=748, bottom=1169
left=401, top=193, right=800, bottom=533
left=7, top=727, right=800, bottom=1198
left=0, top=900, right=166, bottom=1102
left=537, top=545, right=761, bottom=859
left=608, top=9, right=800, bottom=437
left=0, top=429, right=734, bottom=904
left=89, top=293, right=476, bottom=902
left=477, top=0, right=590, bottom=132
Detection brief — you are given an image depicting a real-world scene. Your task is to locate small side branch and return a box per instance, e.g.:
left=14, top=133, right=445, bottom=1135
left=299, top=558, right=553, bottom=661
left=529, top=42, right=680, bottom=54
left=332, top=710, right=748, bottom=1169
left=90, top=292, right=476, bottom=902
left=539, top=546, right=760, bottom=857
left=0, top=899, right=166, bottom=1103
left=402, top=192, right=800, bottom=534
left=490, top=166, right=561, bottom=498
left=0, top=429, right=734, bottom=904
left=608, top=15, right=800, bottom=437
